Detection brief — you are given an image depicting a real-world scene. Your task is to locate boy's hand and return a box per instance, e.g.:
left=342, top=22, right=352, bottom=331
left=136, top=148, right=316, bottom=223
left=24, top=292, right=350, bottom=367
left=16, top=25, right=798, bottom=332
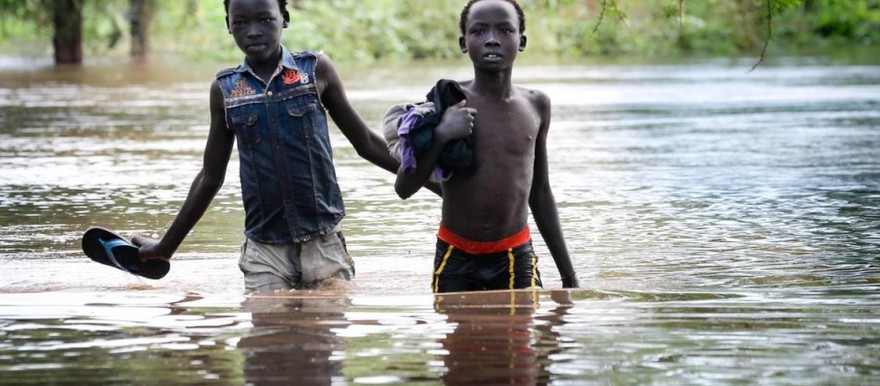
left=562, top=273, right=579, bottom=289
left=435, top=100, right=477, bottom=144
left=131, top=235, right=172, bottom=261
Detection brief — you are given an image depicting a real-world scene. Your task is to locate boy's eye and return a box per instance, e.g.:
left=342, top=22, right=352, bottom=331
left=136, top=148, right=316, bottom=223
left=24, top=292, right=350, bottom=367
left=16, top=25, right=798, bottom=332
left=261, top=17, right=274, bottom=23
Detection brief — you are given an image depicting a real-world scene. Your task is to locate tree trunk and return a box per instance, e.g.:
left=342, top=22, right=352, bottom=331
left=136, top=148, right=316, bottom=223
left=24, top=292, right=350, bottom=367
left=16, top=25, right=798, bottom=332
left=130, top=0, right=156, bottom=61
left=52, top=0, right=83, bottom=65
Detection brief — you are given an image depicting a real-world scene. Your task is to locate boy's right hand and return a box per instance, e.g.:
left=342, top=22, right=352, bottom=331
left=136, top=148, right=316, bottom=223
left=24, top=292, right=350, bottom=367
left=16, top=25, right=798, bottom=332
left=435, top=100, right=477, bottom=144
left=131, top=235, right=172, bottom=261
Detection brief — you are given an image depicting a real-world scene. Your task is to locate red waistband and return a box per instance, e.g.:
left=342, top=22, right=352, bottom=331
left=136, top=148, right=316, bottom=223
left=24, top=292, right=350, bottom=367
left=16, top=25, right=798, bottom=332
left=437, top=225, right=531, bottom=255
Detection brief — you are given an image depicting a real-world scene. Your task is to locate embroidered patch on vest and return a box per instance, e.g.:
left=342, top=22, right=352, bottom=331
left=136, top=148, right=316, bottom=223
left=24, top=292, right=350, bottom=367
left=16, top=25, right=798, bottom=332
left=282, top=69, right=302, bottom=85
left=230, top=79, right=255, bottom=98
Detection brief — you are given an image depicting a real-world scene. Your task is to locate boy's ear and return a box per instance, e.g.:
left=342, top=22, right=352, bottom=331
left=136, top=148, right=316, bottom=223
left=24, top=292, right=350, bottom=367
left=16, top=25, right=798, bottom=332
left=283, top=20, right=289, bottom=28
left=459, top=36, right=467, bottom=53
left=518, top=35, right=527, bottom=52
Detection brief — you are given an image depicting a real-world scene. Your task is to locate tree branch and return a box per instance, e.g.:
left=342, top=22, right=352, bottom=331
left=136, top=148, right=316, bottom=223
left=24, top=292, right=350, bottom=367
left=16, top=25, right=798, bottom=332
left=749, top=0, right=773, bottom=73
left=591, top=0, right=608, bottom=36
left=678, top=0, right=685, bottom=38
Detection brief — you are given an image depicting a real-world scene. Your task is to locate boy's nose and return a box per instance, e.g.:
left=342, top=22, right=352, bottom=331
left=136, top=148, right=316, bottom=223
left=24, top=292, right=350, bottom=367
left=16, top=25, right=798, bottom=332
left=246, top=25, right=262, bottom=38
left=485, top=34, right=500, bottom=46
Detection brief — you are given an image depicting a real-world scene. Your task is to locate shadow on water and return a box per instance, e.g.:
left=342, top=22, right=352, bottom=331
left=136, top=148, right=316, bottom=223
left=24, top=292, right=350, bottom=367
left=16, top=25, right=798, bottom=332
left=1, top=55, right=880, bottom=383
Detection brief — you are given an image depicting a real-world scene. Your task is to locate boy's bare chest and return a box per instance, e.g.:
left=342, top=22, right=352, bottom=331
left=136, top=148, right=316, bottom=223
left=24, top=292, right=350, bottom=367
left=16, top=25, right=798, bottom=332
left=471, top=100, right=540, bottom=154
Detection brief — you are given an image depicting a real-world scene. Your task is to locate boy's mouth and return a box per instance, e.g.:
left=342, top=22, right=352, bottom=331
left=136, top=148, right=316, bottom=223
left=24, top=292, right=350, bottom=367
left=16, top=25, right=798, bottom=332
left=247, top=43, right=267, bottom=53
left=483, top=53, right=503, bottom=61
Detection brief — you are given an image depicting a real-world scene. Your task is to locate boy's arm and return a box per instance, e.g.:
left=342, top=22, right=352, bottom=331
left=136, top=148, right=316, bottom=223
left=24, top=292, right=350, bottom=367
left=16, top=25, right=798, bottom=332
left=316, top=54, right=397, bottom=173
left=394, top=101, right=475, bottom=199
left=132, top=80, right=235, bottom=260
left=529, top=92, right=579, bottom=288
left=315, top=54, right=442, bottom=196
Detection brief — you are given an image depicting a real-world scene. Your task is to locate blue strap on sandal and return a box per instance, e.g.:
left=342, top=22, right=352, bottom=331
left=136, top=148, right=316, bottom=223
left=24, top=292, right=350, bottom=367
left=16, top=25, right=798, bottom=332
left=98, top=238, right=132, bottom=272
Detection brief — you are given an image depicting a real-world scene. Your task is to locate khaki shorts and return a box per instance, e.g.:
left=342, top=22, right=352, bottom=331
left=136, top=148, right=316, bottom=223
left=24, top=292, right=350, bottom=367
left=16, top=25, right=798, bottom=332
left=238, top=225, right=355, bottom=293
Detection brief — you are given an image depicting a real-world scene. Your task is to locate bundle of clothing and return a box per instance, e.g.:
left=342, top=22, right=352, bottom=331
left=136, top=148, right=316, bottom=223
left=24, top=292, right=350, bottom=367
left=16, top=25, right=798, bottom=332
left=383, top=79, right=474, bottom=182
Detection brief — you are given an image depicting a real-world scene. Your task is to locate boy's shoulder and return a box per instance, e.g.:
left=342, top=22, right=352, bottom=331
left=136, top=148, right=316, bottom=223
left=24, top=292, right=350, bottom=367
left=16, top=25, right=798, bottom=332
left=512, top=83, right=548, bottom=99
left=291, top=49, right=320, bottom=59
left=513, top=84, right=551, bottom=109
left=215, top=67, right=238, bottom=80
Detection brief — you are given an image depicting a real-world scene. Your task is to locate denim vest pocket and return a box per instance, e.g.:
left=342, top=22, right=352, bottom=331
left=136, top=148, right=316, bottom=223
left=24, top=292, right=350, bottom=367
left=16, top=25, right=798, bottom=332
left=229, top=110, right=260, bottom=144
left=285, top=102, right=319, bottom=138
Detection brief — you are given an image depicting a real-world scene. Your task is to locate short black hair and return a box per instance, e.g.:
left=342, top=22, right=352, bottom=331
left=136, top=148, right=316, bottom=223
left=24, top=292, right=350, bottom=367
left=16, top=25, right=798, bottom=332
left=223, top=0, right=290, bottom=26
left=459, top=0, right=525, bottom=35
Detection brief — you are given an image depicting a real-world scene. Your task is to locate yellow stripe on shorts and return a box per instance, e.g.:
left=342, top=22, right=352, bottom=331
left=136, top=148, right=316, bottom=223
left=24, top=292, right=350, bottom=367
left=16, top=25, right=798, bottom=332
left=433, top=245, right=454, bottom=293
left=530, top=255, right=538, bottom=288
left=508, top=248, right=515, bottom=289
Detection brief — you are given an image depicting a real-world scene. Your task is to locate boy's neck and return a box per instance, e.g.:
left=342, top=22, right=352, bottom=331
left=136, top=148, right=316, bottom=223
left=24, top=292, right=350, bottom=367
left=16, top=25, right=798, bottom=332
left=247, top=48, right=283, bottom=84
left=471, top=68, right=514, bottom=100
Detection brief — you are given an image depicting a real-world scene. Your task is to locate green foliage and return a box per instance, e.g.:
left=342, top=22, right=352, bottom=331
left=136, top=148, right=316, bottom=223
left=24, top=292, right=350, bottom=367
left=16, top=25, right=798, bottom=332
left=0, top=0, right=877, bottom=63
left=773, top=0, right=880, bottom=49
left=812, top=0, right=880, bottom=42
left=282, top=0, right=463, bottom=62
left=0, top=0, right=51, bottom=52
left=771, top=0, right=805, bottom=14
left=0, top=0, right=52, bottom=22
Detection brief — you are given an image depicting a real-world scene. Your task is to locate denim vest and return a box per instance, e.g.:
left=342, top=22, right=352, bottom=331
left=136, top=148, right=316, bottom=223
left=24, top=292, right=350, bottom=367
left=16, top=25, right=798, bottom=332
left=216, top=47, right=344, bottom=243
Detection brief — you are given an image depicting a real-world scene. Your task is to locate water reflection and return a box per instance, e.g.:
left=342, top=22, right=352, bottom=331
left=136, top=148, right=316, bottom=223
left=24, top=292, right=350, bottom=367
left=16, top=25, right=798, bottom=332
left=0, top=292, right=248, bottom=384
left=238, top=292, right=350, bottom=386
left=1, top=288, right=879, bottom=384
left=433, top=290, right=571, bottom=386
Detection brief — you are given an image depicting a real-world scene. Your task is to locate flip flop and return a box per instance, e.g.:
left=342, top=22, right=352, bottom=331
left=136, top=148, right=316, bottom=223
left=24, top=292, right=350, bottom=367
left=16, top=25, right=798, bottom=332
left=81, top=227, right=170, bottom=280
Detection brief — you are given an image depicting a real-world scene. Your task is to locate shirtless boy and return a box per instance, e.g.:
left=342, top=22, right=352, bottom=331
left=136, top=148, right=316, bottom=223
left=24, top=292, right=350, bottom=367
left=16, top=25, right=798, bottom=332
left=395, top=0, right=579, bottom=292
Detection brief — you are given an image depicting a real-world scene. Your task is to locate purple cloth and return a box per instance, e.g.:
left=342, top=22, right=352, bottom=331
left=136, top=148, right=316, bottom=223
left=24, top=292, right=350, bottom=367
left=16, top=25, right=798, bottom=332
left=398, top=104, right=453, bottom=181
left=397, top=106, right=419, bottom=175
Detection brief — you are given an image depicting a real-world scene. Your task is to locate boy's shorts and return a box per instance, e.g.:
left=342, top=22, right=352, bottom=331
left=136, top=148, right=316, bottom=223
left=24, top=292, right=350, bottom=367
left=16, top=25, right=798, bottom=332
left=238, top=224, right=355, bottom=293
left=432, top=225, right=543, bottom=293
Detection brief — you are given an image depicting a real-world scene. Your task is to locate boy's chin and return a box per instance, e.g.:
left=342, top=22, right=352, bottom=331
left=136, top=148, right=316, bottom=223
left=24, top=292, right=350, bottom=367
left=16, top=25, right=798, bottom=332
left=239, top=44, right=279, bottom=61
left=474, top=61, right=514, bottom=71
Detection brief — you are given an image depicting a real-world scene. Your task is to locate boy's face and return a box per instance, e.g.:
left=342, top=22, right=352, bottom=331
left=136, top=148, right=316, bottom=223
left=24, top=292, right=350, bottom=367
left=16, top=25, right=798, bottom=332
left=459, top=0, right=526, bottom=71
left=227, top=0, right=286, bottom=62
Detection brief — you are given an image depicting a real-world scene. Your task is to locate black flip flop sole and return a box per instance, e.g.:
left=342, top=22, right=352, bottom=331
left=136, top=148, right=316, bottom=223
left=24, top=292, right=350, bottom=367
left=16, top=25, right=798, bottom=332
left=81, top=227, right=170, bottom=280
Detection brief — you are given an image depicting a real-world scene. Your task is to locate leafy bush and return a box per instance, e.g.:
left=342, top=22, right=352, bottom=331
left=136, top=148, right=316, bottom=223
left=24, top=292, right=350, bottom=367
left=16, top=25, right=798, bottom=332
left=1, top=0, right=877, bottom=63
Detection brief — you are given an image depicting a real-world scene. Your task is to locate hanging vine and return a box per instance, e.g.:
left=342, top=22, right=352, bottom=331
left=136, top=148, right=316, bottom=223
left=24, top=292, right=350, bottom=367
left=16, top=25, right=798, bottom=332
left=678, top=0, right=685, bottom=38
left=590, top=0, right=609, bottom=36
left=601, top=0, right=783, bottom=71
left=749, top=0, right=775, bottom=72
left=590, top=0, right=631, bottom=36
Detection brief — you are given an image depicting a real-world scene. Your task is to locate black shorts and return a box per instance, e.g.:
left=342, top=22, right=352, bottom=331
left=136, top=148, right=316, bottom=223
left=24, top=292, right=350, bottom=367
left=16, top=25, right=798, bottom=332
left=431, top=238, right=543, bottom=293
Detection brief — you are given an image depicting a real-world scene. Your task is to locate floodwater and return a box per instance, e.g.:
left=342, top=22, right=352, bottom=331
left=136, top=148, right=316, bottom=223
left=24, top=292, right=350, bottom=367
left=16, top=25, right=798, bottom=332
left=1, top=54, right=879, bottom=384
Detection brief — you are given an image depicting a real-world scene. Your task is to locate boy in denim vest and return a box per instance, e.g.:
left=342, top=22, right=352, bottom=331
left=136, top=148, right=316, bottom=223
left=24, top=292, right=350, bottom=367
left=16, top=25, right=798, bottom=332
left=133, top=0, right=410, bottom=293
left=394, top=0, right=579, bottom=292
